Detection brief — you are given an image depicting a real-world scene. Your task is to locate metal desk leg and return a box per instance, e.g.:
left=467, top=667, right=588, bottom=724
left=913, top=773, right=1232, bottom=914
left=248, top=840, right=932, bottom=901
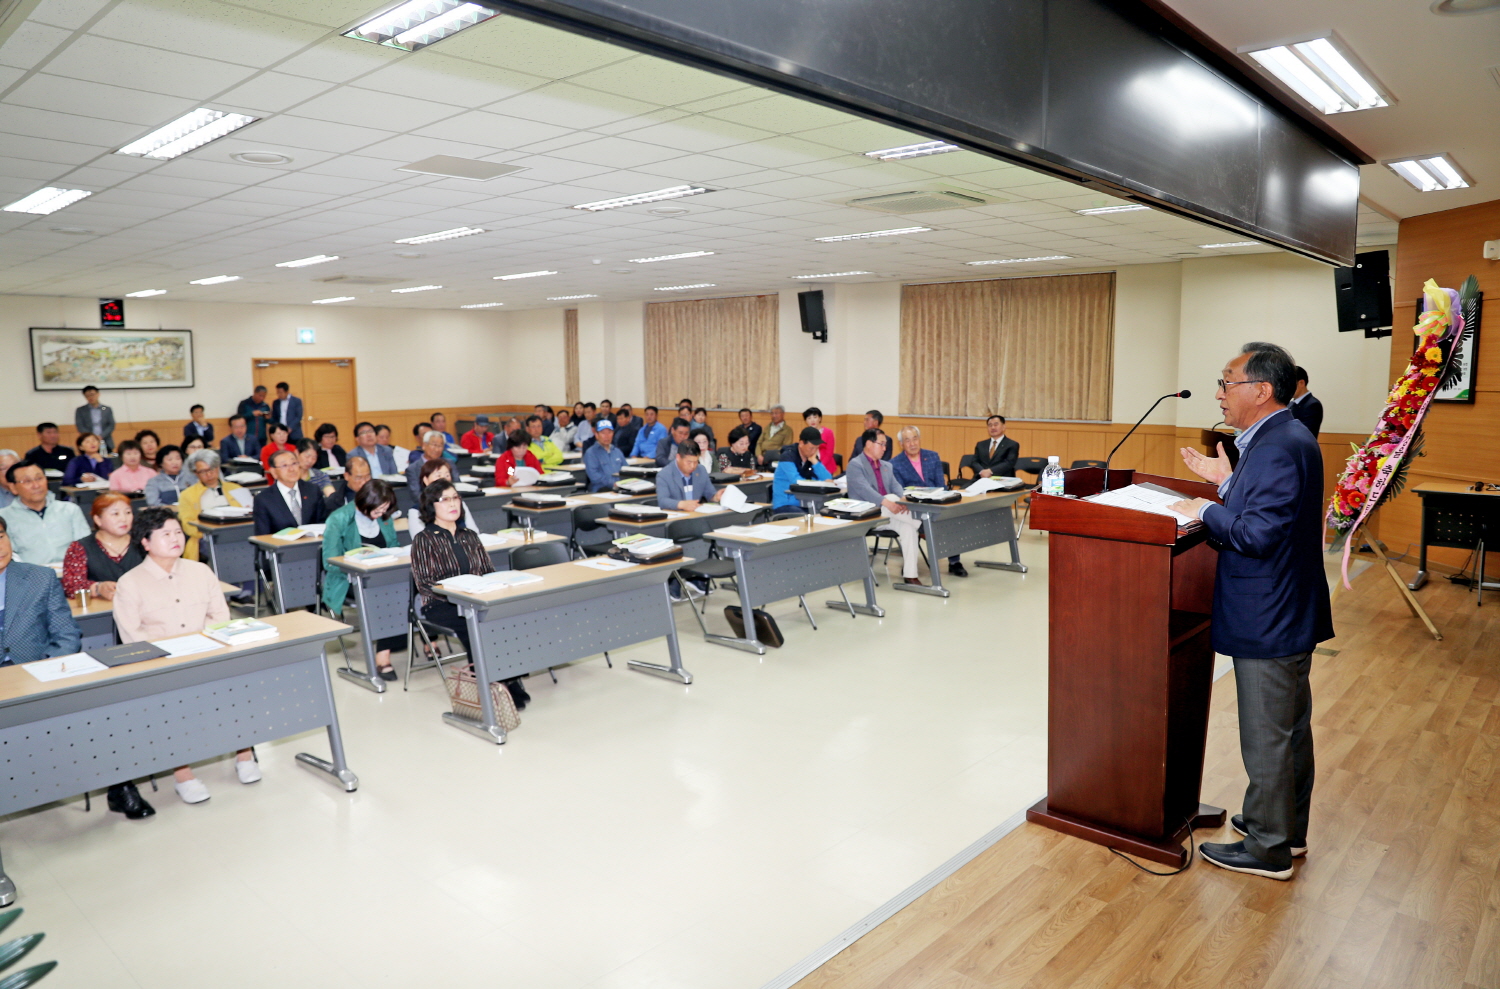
left=975, top=536, right=1029, bottom=574
left=829, top=564, right=886, bottom=617
left=263, top=548, right=287, bottom=615
left=1409, top=539, right=1429, bottom=591
left=704, top=549, right=765, bottom=655
left=294, top=656, right=360, bottom=791
left=440, top=604, right=507, bottom=744
left=0, top=850, right=14, bottom=906
left=628, top=582, right=695, bottom=683
left=894, top=512, right=949, bottom=598
left=336, top=572, right=387, bottom=694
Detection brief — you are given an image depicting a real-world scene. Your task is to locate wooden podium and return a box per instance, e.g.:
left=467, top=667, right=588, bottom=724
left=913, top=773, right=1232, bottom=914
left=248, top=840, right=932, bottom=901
left=1026, top=467, right=1226, bottom=866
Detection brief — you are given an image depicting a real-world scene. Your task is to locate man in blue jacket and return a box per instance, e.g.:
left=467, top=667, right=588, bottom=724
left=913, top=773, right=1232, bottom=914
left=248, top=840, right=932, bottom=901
left=1172, top=342, right=1333, bottom=881
left=772, top=427, right=833, bottom=512
left=0, top=515, right=81, bottom=666
left=582, top=419, right=626, bottom=492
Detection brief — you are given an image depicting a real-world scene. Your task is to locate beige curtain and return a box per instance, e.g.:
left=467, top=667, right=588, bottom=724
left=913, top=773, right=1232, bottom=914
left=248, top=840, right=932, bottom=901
left=643, top=295, right=779, bottom=409
left=900, top=273, right=1115, bottom=420
left=563, top=309, right=579, bottom=406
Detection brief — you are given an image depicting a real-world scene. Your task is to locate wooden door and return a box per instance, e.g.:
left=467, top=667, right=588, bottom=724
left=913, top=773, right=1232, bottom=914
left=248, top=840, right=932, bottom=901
left=251, top=358, right=358, bottom=441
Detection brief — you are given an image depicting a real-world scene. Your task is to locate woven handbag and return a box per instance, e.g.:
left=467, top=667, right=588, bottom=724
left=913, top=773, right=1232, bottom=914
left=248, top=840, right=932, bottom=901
left=443, top=665, right=521, bottom=731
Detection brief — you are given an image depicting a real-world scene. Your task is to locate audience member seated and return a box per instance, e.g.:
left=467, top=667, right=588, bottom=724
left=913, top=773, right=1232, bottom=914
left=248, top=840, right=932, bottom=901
left=314, top=423, right=345, bottom=470
left=219, top=415, right=261, bottom=461
left=573, top=403, right=597, bottom=452
left=891, top=425, right=966, bottom=577
left=972, top=415, right=1019, bottom=478
left=629, top=406, right=666, bottom=459
left=259, top=422, right=293, bottom=469
left=114, top=506, right=258, bottom=802
left=429, top=411, right=455, bottom=447
left=407, top=458, right=476, bottom=536
left=183, top=404, right=214, bottom=447
left=237, top=385, right=271, bottom=445
left=346, top=420, right=400, bottom=475
left=803, top=408, right=837, bottom=474
left=108, top=440, right=156, bottom=493
left=62, top=492, right=143, bottom=601
left=294, top=438, right=337, bottom=501
left=736, top=408, right=762, bottom=454
left=0, top=512, right=82, bottom=663
left=676, top=399, right=694, bottom=420
left=458, top=415, right=496, bottom=456
left=407, top=423, right=430, bottom=464
left=756, top=405, right=792, bottom=466
left=689, top=408, right=716, bottom=448
left=771, top=427, right=833, bottom=512
left=410, top=479, right=528, bottom=709
left=334, top=455, right=372, bottom=510
left=376, top=424, right=410, bottom=466
left=183, top=436, right=207, bottom=462
left=692, top=432, right=712, bottom=458
left=848, top=429, right=925, bottom=586
left=526, top=415, right=564, bottom=468
left=322, top=479, right=403, bottom=680
left=550, top=409, right=576, bottom=452
left=614, top=413, right=640, bottom=460
left=253, top=449, right=330, bottom=535
left=657, top=441, right=724, bottom=511
left=407, top=430, right=448, bottom=498
left=74, top=385, right=115, bottom=454
left=0, top=451, right=18, bottom=509
left=849, top=410, right=892, bottom=464
left=144, top=444, right=192, bottom=506
left=719, top=427, right=756, bottom=472
left=583, top=419, right=626, bottom=492
left=135, top=429, right=161, bottom=470
left=24, top=422, right=73, bottom=474
left=654, top=418, right=692, bottom=468
left=533, top=404, right=555, bottom=436
left=178, top=450, right=249, bottom=570
left=62, top=432, right=112, bottom=486
left=496, top=430, right=542, bottom=487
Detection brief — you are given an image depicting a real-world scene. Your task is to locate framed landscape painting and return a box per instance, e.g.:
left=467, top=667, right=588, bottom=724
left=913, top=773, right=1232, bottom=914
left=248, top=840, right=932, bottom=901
left=29, top=327, right=195, bottom=390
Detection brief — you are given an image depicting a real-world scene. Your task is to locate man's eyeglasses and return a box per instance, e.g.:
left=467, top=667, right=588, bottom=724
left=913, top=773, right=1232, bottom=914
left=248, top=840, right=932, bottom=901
left=1216, top=379, right=1267, bottom=391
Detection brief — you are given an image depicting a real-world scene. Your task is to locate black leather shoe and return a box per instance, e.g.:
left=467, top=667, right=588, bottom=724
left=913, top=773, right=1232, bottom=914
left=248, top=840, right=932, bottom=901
left=505, top=679, right=530, bottom=711
left=1231, top=814, right=1306, bottom=857
left=949, top=562, right=968, bottom=578
left=1198, top=840, right=1293, bottom=880
left=378, top=666, right=398, bottom=682
left=106, top=782, right=155, bottom=820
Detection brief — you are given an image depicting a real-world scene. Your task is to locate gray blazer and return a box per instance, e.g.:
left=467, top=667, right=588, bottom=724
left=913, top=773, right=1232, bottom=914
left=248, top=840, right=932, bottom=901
left=0, top=562, right=80, bottom=664
left=845, top=454, right=904, bottom=506
left=74, top=403, right=115, bottom=452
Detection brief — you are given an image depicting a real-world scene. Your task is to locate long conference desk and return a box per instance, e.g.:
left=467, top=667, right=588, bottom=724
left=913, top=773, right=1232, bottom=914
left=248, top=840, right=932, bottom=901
left=893, top=488, right=1030, bottom=598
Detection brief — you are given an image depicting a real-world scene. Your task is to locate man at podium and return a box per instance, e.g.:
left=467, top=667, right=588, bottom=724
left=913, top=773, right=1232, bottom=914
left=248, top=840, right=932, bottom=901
left=1170, top=342, right=1333, bottom=881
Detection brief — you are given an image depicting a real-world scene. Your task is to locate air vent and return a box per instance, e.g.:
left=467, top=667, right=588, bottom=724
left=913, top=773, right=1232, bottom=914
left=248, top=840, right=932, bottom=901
left=314, top=275, right=403, bottom=286
left=397, top=155, right=525, bottom=181
left=844, top=187, right=1001, bottom=214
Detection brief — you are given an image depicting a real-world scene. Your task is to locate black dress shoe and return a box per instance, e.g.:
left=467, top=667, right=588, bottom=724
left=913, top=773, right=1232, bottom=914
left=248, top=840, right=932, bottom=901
left=106, top=782, right=155, bottom=820
left=1230, top=814, right=1306, bottom=857
left=1198, top=840, right=1293, bottom=880
left=949, top=562, right=968, bottom=578
left=378, top=666, right=398, bottom=682
left=505, top=679, right=530, bottom=711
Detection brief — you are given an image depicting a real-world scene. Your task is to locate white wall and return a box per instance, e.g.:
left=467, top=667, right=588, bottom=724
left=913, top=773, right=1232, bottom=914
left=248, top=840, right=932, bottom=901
left=576, top=300, right=645, bottom=405
left=1112, top=263, right=1184, bottom=425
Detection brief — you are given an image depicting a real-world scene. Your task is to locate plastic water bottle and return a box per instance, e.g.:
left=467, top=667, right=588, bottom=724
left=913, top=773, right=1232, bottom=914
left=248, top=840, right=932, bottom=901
left=1040, top=455, right=1065, bottom=496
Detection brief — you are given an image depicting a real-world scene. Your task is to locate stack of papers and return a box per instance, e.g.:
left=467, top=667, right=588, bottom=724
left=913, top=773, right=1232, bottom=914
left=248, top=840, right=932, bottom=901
left=21, top=653, right=108, bottom=682
left=73, top=479, right=111, bottom=490
left=205, top=618, right=279, bottom=646
left=719, top=484, right=752, bottom=513
left=345, top=545, right=409, bottom=562
left=323, top=465, right=345, bottom=476
left=1085, top=483, right=1196, bottom=526
left=201, top=506, right=253, bottom=520
left=694, top=503, right=724, bottom=514
left=478, top=532, right=518, bottom=548
left=224, top=471, right=262, bottom=484
left=273, top=523, right=325, bottom=540
left=439, top=571, right=544, bottom=594
left=964, top=476, right=1025, bottom=494
left=717, top=524, right=799, bottom=541
left=574, top=557, right=638, bottom=571
left=153, top=633, right=221, bottom=658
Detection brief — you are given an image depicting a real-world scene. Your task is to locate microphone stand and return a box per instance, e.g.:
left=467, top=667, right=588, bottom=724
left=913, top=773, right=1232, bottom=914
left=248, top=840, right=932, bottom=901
left=1104, top=391, right=1188, bottom=493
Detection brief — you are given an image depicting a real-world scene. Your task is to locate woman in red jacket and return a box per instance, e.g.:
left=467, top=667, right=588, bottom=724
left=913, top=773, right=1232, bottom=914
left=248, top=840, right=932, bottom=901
left=494, top=429, right=542, bottom=486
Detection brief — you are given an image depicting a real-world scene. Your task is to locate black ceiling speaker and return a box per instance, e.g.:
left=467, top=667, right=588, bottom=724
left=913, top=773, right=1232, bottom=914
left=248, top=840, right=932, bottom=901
left=798, top=290, right=828, bottom=342
left=1334, top=249, right=1393, bottom=338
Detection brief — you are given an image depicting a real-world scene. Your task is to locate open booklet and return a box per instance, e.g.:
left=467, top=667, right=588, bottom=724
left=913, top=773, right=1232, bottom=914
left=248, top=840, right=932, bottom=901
left=1085, top=482, right=1197, bottom=526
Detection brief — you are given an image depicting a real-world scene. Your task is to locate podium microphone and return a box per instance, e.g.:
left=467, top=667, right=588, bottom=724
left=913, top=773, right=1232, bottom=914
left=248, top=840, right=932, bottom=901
left=1104, top=390, right=1190, bottom=491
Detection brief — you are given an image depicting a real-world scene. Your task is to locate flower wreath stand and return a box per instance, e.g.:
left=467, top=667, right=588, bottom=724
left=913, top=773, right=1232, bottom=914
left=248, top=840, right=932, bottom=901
left=1329, top=508, right=1441, bottom=640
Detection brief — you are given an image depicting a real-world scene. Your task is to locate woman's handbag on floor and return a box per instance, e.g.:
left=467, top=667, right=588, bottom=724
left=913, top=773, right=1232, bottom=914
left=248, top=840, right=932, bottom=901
left=723, top=605, right=784, bottom=648
left=443, top=665, right=521, bottom=731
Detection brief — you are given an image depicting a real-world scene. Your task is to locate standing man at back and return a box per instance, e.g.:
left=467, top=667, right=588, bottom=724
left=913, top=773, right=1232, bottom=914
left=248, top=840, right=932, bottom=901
left=1288, top=366, right=1323, bottom=438
left=74, top=386, right=115, bottom=454
left=272, top=381, right=304, bottom=442
left=1170, top=342, right=1332, bottom=881
left=237, top=385, right=272, bottom=446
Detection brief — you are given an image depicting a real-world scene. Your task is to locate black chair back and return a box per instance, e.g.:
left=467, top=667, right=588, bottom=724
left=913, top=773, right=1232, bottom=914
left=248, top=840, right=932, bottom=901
left=940, top=461, right=953, bottom=487
left=509, top=541, right=571, bottom=570
left=664, top=516, right=718, bottom=544
left=1014, top=456, right=1048, bottom=477
left=1070, top=459, right=1106, bottom=469
left=572, top=502, right=614, bottom=533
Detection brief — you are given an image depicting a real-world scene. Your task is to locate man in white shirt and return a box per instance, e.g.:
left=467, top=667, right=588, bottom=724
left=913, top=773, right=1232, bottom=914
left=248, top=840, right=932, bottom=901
left=272, top=382, right=304, bottom=441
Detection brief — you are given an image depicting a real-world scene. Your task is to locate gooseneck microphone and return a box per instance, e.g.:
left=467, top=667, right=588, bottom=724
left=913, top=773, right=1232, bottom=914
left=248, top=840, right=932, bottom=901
left=1103, top=390, right=1191, bottom=491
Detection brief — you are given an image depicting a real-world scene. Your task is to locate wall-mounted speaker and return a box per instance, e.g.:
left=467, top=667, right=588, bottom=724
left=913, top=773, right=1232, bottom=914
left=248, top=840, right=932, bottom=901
left=798, top=290, right=828, bottom=342
left=1334, top=249, right=1393, bottom=339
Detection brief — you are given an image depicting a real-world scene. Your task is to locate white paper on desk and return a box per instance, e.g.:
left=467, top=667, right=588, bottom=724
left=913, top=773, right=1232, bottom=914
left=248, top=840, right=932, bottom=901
left=746, top=524, right=798, bottom=540
left=153, top=634, right=221, bottom=658
left=719, top=485, right=751, bottom=513
left=23, top=653, right=108, bottom=681
left=230, top=488, right=255, bottom=508
left=1086, top=483, right=1195, bottom=526
left=964, top=476, right=1023, bottom=495
left=224, top=471, right=262, bottom=484
left=479, top=532, right=517, bottom=548
left=300, top=523, right=326, bottom=538
left=73, top=479, right=111, bottom=490
left=694, top=503, right=724, bottom=514
left=813, top=516, right=847, bottom=525
left=574, top=557, right=638, bottom=571
left=440, top=571, right=543, bottom=594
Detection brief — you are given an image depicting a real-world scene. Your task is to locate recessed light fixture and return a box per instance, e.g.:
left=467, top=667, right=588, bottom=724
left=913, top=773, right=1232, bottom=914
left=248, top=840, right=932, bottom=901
left=396, top=155, right=524, bottom=181
left=548, top=294, right=598, bottom=301
left=126, top=289, right=167, bottom=298
left=654, top=284, right=717, bottom=292
left=1077, top=204, right=1150, bottom=215
left=627, top=251, right=716, bottom=263
left=4, top=187, right=92, bottom=215
left=276, top=254, right=340, bottom=268
left=1432, top=0, right=1500, bottom=12
left=574, top=185, right=715, bottom=211
left=313, top=296, right=356, bottom=304
left=494, top=270, right=558, bottom=280
left=649, top=207, right=691, bottom=216
left=1245, top=37, right=1390, bottom=114
left=117, top=108, right=258, bottom=160
left=394, top=226, right=485, bottom=245
left=791, top=271, right=872, bottom=279
left=231, top=151, right=291, bottom=166
left=392, top=284, right=442, bottom=293
left=965, top=256, right=1071, bottom=265
left=189, top=275, right=240, bottom=285
left=1198, top=242, right=1260, bottom=249
left=461, top=302, right=505, bottom=308
left=815, top=226, right=931, bottom=242
left=863, top=141, right=961, bottom=160
left=1384, top=153, right=1472, bottom=191
left=50, top=226, right=94, bottom=235
left=344, top=0, right=498, bottom=51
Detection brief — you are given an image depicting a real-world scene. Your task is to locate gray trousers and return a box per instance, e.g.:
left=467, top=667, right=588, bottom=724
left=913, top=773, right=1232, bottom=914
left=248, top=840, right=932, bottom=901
left=1232, top=651, right=1314, bottom=869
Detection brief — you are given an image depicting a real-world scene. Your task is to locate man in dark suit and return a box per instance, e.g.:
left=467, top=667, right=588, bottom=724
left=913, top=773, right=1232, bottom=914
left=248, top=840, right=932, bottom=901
left=1288, top=366, right=1323, bottom=438
left=849, top=410, right=892, bottom=464
left=1171, top=342, right=1333, bottom=881
left=252, top=449, right=330, bottom=535
left=237, top=386, right=272, bottom=445
left=0, top=515, right=80, bottom=665
left=219, top=415, right=262, bottom=461
left=271, top=381, right=304, bottom=442
left=972, top=415, right=1019, bottom=477
left=74, top=385, right=116, bottom=453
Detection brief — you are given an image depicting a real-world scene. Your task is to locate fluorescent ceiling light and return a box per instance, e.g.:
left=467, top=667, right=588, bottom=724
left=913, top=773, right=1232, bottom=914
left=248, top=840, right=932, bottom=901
left=627, top=251, right=715, bottom=263
left=573, top=185, right=715, bottom=211
left=461, top=302, right=505, bottom=308
left=125, top=289, right=167, bottom=298
left=965, top=256, right=1071, bottom=265
left=1198, top=242, right=1260, bottom=249
left=791, top=271, right=872, bottom=279
left=313, top=296, right=357, bottom=304
left=3, top=187, right=92, bottom=214
left=863, top=141, right=961, bottom=160
left=1246, top=37, right=1390, bottom=114
left=548, top=295, right=597, bottom=301
left=815, top=226, right=931, bottom=242
left=1077, top=204, right=1150, bottom=215
left=494, top=270, right=558, bottom=280
left=116, top=108, right=257, bottom=160
left=1384, top=154, right=1471, bottom=191
left=344, top=0, right=497, bottom=51
left=392, top=285, right=442, bottom=293
left=654, top=284, right=717, bottom=292
left=189, top=275, right=240, bottom=285
left=394, top=226, right=485, bottom=245
left=276, top=254, right=340, bottom=268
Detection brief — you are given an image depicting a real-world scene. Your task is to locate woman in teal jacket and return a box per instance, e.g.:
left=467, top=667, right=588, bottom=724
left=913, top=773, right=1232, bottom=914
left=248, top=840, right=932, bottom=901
left=322, top=478, right=402, bottom=680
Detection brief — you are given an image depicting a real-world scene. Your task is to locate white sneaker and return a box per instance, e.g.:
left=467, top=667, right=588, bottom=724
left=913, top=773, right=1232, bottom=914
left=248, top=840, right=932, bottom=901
left=235, top=758, right=262, bottom=784
left=175, top=778, right=210, bottom=804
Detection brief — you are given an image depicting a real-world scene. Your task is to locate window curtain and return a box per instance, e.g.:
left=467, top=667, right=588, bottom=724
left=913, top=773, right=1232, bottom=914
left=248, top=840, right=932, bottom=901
left=899, top=273, right=1115, bottom=420
left=564, top=308, right=579, bottom=406
left=643, top=295, right=779, bottom=409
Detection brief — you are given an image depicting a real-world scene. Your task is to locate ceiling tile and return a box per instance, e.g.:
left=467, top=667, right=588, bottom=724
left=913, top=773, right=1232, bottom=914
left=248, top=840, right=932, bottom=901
left=0, top=19, right=73, bottom=70
left=0, top=104, right=141, bottom=146
left=567, top=55, right=744, bottom=107
left=44, top=34, right=259, bottom=99
left=88, top=0, right=328, bottom=66
left=275, top=36, right=407, bottom=84
left=27, top=0, right=114, bottom=30
left=238, top=114, right=394, bottom=154
left=432, top=15, right=631, bottom=79
left=352, top=51, right=545, bottom=107
left=487, top=82, right=657, bottom=130
left=412, top=109, right=574, bottom=151
left=209, top=0, right=381, bottom=29
left=2, top=132, right=109, bottom=165
left=5, top=72, right=194, bottom=125
left=614, top=116, right=773, bottom=155
left=0, top=154, right=71, bottom=182
left=288, top=87, right=463, bottom=131
left=705, top=95, right=850, bottom=133
left=214, top=71, right=336, bottom=114
left=545, top=135, right=686, bottom=170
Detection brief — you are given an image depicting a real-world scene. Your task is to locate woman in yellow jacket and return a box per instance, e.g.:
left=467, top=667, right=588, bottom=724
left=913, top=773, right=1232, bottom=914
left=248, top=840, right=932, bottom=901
left=178, top=450, right=247, bottom=563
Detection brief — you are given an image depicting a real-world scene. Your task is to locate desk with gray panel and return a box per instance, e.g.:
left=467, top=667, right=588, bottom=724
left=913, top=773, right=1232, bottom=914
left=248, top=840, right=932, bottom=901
left=197, top=518, right=258, bottom=587
left=894, top=489, right=1029, bottom=598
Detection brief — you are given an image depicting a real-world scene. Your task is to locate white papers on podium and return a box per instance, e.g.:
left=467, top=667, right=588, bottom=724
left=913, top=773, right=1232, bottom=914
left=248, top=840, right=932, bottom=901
left=1086, top=483, right=1195, bottom=526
